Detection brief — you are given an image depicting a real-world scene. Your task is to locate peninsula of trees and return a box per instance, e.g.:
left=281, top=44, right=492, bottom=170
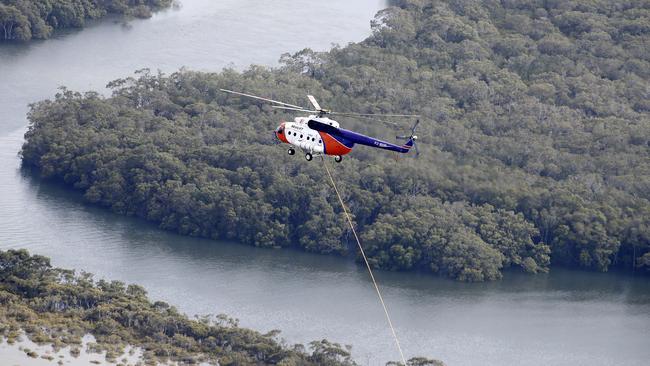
left=0, top=0, right=172, bottom=41
left=0, top=249, right=443, bottom=365
left=21, top=0, right=650, bottom=281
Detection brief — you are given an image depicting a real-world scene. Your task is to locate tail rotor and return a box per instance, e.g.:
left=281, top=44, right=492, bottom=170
left=396, top=119, right=420, bottom=156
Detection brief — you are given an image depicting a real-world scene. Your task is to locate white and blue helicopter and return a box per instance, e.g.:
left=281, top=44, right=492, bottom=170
left=221, top=89, right=420, bottom=162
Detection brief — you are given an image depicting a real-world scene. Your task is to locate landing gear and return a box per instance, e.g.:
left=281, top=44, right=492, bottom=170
left=288, top=148, right=295, bottom=155
left=334, top=155, right=343, bottom=163
left=305, top=153, right=313, bottom=161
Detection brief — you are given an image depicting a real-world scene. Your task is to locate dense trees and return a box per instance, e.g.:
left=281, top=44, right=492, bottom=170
left=0, top=0, right=172, bottom=41
left=21, top=0, right=650, bottom=280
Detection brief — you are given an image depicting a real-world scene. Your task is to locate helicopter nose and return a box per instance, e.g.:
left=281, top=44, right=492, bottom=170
left=275, top=123, right=288, bottom=143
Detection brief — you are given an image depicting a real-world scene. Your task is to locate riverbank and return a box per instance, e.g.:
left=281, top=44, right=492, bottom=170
left=2, top=249, right=441, bottom=365
left=0, top=0, right=173, bottom=42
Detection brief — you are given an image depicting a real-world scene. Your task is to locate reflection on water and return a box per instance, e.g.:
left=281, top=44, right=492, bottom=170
left=1, top=1, right=650, bottom=365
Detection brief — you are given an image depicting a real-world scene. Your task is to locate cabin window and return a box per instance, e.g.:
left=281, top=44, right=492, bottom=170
left=300, top=134, right=303, bottom=138
left=318, top=139, right=322, bottom=144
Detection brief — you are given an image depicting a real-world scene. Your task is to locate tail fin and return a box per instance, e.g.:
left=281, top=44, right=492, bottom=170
left=402, top=137, right=415, bottom=148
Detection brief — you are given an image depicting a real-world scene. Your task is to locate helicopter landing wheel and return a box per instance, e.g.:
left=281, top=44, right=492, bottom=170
left=288, top=148, right=295, bottom=155
left=334, top=155, right=343, bottom=163
left=305, top=153, right=313, bottom=161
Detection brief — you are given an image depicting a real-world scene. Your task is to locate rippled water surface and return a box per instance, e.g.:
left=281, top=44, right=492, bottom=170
left=1, top=1, right=649, bottom=365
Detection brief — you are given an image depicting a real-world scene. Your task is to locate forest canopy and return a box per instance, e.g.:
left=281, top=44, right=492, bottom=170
left=0, top=0, right=172, bottom=41
left=21, top=0, right=650, bottom=281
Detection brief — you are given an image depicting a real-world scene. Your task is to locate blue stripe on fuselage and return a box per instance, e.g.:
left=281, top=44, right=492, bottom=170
left=335, top=128, right=411, bottom=153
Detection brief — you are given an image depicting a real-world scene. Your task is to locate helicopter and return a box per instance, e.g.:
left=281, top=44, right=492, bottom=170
left=220, top=89, right=420, bottom=162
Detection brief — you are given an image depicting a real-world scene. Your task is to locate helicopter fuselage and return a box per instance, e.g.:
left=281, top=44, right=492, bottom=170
left=274, top=115, right=415, bottom=161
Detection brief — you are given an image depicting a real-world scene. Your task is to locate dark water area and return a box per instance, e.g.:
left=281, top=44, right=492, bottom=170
left=1, top=1, right=649, bottom=365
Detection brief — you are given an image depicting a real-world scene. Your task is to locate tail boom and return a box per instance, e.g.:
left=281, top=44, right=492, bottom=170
left=307, top=119, right=415, bottom=155
left=336, top=128, right=414, bottom=154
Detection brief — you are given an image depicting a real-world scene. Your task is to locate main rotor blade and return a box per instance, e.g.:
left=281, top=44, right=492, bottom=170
left=271, top=106, right=319, bottom=113
left=334, top=116, right=403, bottom=127
left=335, top=113, right=401, bottom=127
left=220, top=89, right=306, bottom=109
left=330, top=111, right=420, bottom=118
left=307, top=95, right=322, bottom=111
left=412, top=119, right=420, bottom=133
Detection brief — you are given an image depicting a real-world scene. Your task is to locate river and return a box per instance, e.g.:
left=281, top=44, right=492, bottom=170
left=1, top=1, right=649, bottom=365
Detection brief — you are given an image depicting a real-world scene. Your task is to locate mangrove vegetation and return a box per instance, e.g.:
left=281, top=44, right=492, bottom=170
left=20, top=0, right=650, bottom=281
left=0, top=0, right=173, bottom=41
left=0, top=249, right=443, bottom=365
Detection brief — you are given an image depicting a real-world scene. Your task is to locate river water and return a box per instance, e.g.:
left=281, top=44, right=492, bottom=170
left=1, top=1, right=649, bottom=365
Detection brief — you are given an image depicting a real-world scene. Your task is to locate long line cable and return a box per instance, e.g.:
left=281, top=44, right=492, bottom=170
left=322, top=157, right=407, bottom=366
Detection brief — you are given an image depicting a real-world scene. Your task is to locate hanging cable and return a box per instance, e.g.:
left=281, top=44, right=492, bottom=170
left=321, top=157, right=407, bottom=366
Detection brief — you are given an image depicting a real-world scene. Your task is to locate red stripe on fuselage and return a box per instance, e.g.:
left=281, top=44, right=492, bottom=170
left=319, top=132, right=352, bottom=156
